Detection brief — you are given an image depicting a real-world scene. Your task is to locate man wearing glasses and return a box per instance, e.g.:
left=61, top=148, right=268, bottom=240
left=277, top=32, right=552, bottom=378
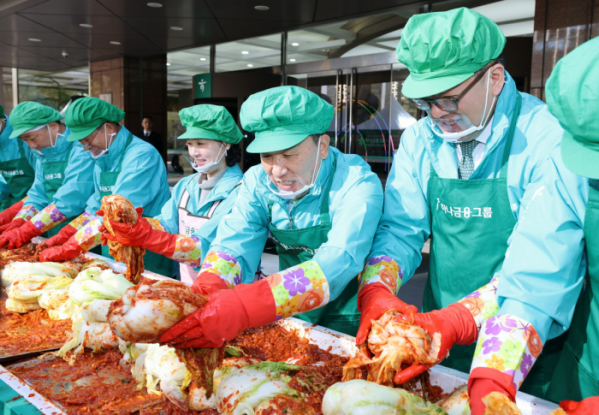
left=357, top=7, right=587, bottom=412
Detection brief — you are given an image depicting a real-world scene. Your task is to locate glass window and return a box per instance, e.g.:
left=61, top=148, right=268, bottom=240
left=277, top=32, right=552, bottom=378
left=215, top=34, right=281, bottom=72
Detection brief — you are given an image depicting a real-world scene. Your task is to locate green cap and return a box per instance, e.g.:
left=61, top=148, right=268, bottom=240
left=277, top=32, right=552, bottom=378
left=546, top=37, right=599, bottom=180
left=8, top=102, right=62, bottom=139
left=241, top=86, right=333, bottom=153
left=0, top=104, right=4, bottom=119
left=178, top=104, right=243, bottom=144
left=397, top=7, right=506, bottom=99
left=64, top=97, right=125, bottom=142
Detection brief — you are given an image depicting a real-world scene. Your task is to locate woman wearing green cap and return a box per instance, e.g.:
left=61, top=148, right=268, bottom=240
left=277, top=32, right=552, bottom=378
left=0, top=101, right=95, bottom=249
left=357, top=6, right=588, bottom=411
left=0, top=104, right=37, bottom=229
left=100, top=104, right=244, bottom=284
left=153, top=85, right=386, bottom=347
left=35, top=97, right=174, bottom=277
left=523, top=36, right=599, bottom=408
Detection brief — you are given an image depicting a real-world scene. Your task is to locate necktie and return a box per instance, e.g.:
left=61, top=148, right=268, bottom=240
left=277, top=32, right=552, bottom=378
left=458, top=140, right=478, bottom=180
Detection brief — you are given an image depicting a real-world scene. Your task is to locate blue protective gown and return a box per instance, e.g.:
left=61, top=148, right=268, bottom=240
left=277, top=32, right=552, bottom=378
left=209, top=147, right=384, bottom=301
left=84, top=125, right=171, bottom=218
left=25, top=127, right=96, bottom=219
left=154, top=164, right=243, bottom=264
left=367, top=71, right=587, bottom=344
left=0, top=116, right=37, bottom=204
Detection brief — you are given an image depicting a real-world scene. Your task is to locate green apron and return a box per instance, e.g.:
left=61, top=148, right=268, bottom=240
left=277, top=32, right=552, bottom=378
left=423, top=94, right=565, bottom=397
left=42, top=143, right=74, bottom=237
left=0, top=139, right=35, bottom=210
left=268, top=154, right=360, bottom=336
left=546, top=181, right=599, bottom=402
left=99, top=132, right=174, bottom=277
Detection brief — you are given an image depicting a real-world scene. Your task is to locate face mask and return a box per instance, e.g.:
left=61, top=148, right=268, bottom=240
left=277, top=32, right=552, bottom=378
left=186, top=143, right=227, bottom=174
left=428, top=71, right=497, bottom=143
left=88, top=124, right=116, bottom=160
left=47, top=125, right=64, bottom=148
left=267, top=137, right=322, bottom=200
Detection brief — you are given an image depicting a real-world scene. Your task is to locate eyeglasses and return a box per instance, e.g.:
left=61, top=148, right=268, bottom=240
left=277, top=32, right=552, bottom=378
left=410, top=60, right=497, bottom=112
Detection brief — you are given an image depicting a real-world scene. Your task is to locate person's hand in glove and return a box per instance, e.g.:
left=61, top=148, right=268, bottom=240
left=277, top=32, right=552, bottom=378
left=0, top=221, right=41, bottom=249
left=34, top=225, right=77, bottom=257
left=0, top=218, right=26, bottom=234
left=356, top=282, right=418, bottom=346
left=393, top=302, right=479, bottom=385
left=0, top=200, right=25, bottom=227
left=559, top=397, right=599, bottom=415
left=39, top=234, right=84, bottom=262
left=468, top=370, right=517, bottom=415
left=100, top=207, right=178, bottom=257
left=159, top=279, right=275, bottom=348
left=191, top=272, right=229, bottom=296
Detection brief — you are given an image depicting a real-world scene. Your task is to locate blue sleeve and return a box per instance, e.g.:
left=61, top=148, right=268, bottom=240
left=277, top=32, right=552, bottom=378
left=197, top=185, right=242, bottom=265
left=112, top=146, right=168, bottom=212
left=51, top=145, right=95, bottom=218
left=497, top=146, right=588, bottom=344
left=367, top=131, right=431, bottom=283
left=210, top=172, right=269, bottom=282
left=24, top=160, right=49, bottom=210
left=313, top=171, right=384, bottom=300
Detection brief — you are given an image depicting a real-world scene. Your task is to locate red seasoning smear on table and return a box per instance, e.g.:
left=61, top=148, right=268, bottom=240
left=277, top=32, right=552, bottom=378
left=0, top=291, right=70, bottom=355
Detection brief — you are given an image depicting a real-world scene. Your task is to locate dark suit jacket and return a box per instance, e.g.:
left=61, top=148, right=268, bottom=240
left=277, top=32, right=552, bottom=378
left=136, top=130, right=162, bottom=153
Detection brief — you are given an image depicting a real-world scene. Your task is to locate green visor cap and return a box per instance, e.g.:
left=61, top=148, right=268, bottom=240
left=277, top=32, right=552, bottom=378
left=9, top=101, right=62, bottom=139
left=178, top=104, right=243, bottom=144
left=546, top=37, right=599, bottom=180
left=241, top=86, right=334, bottom=153
left=397, top=7, right=506, bottom=99
left=64, top=97, right=125, bottom=142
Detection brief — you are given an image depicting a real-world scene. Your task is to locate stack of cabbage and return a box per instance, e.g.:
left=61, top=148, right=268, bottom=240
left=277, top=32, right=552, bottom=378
left=55, top=266, right=134, bottom=363
left=3, top=262, right=79, bottom=318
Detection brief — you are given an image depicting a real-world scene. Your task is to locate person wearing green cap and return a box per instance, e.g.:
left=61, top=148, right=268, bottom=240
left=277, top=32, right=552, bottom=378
left=35, top=97, right=174, bottom=277
left=357, top=6, right=588, bottom=410
left=517, top=36, right=599, bottom=404
left=100, top=104, right=244, bottom=284
left=0, top=104, right=37, bottom=228
left=0, top=101, right=95, bottom=249
left=157, top=85, right=385, bottom=347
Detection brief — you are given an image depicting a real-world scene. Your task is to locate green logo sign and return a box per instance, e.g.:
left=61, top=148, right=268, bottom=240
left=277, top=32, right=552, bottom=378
left=194, top=73, right=212, bottom=99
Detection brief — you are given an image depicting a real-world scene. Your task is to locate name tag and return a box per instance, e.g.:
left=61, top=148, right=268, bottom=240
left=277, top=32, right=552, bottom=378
left=1, top=170, right=25, bottom=177
left=44, top=173, right=62, bottom=180
left=435, top=198, right=493, bottom=218
left=100, top=185, right=115, bottom=192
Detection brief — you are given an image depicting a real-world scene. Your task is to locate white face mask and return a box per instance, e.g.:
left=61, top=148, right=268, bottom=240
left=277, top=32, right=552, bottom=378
left=267, top=137, right=322, bottom=200
left=186, top=143, right=227, bottom=174
left=86, top=124, right=116, bottom=159
left=428, top=71, right=497, bottom=143
left=47, top=125, right=64, bottom=148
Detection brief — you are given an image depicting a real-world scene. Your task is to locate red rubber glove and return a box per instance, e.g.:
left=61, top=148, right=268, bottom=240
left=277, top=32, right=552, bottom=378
left=0, top=221, right=41, bottom=249
left=35, top=224, right=77, bottom=257
left=560, top=397, right=599, bottom=414
left=101, top=207, right=178, bottom=258
left=191, top=273, right=229, bottom=296
left=356, top=282, right=418, bottom=345
left=0, top=218, right=26, bottom=234
left=468, top=368, right=516, bottom=415
left=159, top=279, right=276, bottom=348
left=0, top=200, right=24, bottom=227
left=39, top=235, right=84, bottom=262
left=393, top=303, right=478, bottom=384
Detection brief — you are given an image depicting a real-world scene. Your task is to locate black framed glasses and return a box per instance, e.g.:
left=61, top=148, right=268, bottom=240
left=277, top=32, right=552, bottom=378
left=411, top=60, right=497, bottom=112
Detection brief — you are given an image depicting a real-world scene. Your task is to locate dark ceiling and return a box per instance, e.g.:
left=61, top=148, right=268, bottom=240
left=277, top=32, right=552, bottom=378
left=0, top=0, right=481, bottom=72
